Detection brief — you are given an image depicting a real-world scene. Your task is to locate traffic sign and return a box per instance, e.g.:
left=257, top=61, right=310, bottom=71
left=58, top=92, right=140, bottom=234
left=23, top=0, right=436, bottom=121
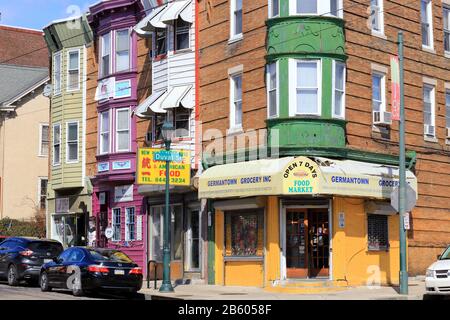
left=390, top=184, right=417, bottom=213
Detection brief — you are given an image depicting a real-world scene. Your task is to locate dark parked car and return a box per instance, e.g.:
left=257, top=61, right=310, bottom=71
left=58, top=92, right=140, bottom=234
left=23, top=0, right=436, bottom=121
left=40, top=247, right=143, bottom=297
left=0, top=237, right=64, bottom=286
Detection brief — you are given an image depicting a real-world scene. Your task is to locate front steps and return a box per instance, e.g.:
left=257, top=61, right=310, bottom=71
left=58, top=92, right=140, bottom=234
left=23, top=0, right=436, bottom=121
left=265, top=279, right=349, bottom=294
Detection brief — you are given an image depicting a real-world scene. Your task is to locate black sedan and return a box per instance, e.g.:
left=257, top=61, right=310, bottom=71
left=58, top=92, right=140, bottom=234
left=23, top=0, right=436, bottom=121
left=39, top=247, right=143, bottom=297
left=0, top=237, right=63, bottom=286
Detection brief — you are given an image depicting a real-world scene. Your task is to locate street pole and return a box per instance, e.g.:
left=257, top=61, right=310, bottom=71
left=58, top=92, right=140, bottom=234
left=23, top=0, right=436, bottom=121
left=160, top=136, right=174, bottom=293
left=398, top=31, right=408, bottom=295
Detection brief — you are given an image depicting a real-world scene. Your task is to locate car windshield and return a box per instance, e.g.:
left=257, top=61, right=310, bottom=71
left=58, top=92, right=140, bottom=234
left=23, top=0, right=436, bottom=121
left=28, top=242, right=64, bottom=255
left=440, top=247, right=450, bottom=260
left=88, top=250, right=133, bottom=263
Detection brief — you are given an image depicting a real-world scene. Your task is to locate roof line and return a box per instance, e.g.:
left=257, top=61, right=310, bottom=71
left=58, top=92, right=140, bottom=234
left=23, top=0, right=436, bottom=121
left=42, top=15, right=84, bottom=30
left=0, top=24, right=43, bottom=34
left=1, top=76, right=50, bottom=108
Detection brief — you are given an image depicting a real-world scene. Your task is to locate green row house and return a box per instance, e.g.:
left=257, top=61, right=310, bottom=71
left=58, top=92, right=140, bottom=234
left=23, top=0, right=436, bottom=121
left=43, top=16, right=94, bottom=248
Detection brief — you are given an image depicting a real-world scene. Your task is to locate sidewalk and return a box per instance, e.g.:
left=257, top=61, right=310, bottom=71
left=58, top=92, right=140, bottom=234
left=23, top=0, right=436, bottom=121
left=139, top=278, right=426, bottom=300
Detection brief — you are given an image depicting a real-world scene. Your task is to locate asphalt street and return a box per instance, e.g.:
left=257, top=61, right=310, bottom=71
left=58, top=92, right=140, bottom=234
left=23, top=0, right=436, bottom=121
left=0, top=281, right=147, bottom=300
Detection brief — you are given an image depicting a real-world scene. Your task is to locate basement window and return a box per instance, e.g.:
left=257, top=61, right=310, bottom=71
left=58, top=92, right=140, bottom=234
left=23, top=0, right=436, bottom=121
left=367, top=214, right=389, bottom=251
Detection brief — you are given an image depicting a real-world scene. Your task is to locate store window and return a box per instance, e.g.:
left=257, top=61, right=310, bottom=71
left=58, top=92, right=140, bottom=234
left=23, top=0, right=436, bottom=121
left=367, top=214, right=389, bottom=251
left=225, top=211, right=264, bottom=257
left=52, top=215, right=76, bottom=247
left=116, top=29, right=130, bottom=72
left=175, top=18, right=190, bottom=51
left=151, top=205, right=183, bottom=261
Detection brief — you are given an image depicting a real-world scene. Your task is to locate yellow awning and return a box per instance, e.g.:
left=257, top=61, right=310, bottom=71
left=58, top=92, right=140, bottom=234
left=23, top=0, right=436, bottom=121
left=198, top=156, right=418, bottom=200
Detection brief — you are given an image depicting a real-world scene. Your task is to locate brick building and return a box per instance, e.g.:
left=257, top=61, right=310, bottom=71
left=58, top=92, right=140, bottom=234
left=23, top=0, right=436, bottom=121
left=198, top=0, right=450, bottom=290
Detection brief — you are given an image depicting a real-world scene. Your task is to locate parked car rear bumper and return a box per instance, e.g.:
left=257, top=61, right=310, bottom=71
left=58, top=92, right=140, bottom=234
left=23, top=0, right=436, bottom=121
left=82, top=274, right=143, bottom=292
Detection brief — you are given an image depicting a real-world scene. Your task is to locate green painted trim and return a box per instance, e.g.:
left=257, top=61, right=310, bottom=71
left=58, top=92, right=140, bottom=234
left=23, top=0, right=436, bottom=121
left=267, top=117, right=347, bottom=126
left=278, top=58, right=290, bottom=118
left=207, top=200, right=215, bottom=284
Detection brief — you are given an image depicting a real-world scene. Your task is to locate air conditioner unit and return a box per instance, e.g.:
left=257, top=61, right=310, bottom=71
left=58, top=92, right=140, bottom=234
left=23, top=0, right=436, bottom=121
left=424, top=124, right=435, bottom=137
left=373, top=111, right=392, bottom=126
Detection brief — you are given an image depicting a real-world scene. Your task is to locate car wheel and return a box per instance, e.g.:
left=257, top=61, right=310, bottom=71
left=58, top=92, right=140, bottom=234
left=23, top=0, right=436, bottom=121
left=40, top=272, right=52, bottom=292
left=7, top=265, right=19, bottom=286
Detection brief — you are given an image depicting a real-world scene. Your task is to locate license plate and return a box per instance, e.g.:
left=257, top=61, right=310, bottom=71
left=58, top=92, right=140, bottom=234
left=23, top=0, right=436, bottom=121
left=44, top=259, right=52, bottom=263
left=114, top=269, right=125, bottom=275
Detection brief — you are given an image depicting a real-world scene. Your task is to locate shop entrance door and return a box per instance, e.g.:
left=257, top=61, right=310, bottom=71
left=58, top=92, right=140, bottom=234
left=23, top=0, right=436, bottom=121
left=285, top=209, right=329, bottom=279
left=185, top=210, right=200, bottom=272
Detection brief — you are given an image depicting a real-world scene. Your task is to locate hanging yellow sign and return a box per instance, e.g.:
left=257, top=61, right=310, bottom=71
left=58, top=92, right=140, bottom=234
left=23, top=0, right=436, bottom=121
left=137, top=148, right=191, bottom=186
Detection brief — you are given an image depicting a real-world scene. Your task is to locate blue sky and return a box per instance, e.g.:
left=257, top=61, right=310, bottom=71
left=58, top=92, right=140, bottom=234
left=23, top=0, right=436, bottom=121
left=0, top=0, right=98, bottom=30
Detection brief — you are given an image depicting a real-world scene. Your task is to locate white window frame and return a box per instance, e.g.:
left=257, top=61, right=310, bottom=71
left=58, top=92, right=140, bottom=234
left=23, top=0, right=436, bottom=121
left=444, top=5, right=450, bottom=54
left=229, top=0, right=243, bottom=42
left=421, top=0, right=434, bottom=50
left=100, top=32, right=112, bottom=78
left=423, top=84, right=436, bottom=137
left=268, top=0, right=280, bottom=18
left=38, top=123, right=49, bottom=157
left=67, top=49, right=80, bottom=92
left=66, top=121, right=79, bottom=164
left=289, top=0, right=343, bottom=18
left=174, top=18, right=191, bottom=51
left=115, top=107, right=131, bottom=152
left=229, top=72, right=243, bottom=131
left=53, top=52, right=62, bottom=95
left=125, top=207, right=136, bottom=242
left=99, top=110, right=111, bottom=155
left=266, top=61, right=279, bottom=118
left=372, top=71, right=386, bottom=113
left=332, top=60, right=346, bottom=119
left=37, top=177, right=48, bottom=211
left=112, top=208, right=121, bottom=242
left=115, top=28, right=131, bottom=73
left=289, top=59, right=322, bottom=117
left=370, top=0, right=384, bottom=36
left=52, top=123, right=61, bottom=166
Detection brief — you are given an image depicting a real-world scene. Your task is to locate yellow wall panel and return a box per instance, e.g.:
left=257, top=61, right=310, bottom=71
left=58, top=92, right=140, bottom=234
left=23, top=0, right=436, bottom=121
left=265, top=196, right=280, bottom=285
left=224, top=261, right=264, bottom=287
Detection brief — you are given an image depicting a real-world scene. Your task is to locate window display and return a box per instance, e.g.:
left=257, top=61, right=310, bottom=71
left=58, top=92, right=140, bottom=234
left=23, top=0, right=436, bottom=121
left=225, top=211, right=263, bottom=257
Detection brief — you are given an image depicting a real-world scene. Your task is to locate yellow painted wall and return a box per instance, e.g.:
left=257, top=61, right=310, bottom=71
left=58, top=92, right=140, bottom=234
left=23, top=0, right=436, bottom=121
left=225, top=261, right=264, bottom=286
left=265, top=196, right=280, bottom=285
left=332, top=197, right=400, bottom=286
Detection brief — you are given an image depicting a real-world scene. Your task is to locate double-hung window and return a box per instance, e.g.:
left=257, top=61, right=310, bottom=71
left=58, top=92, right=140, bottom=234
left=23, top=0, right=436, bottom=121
left=293, top=60, right=320, bottom=115
left=291, top=0, right=341, bottom=17
left=421, top=0, right=433, bottom=49
left=267, top=62, right=278, bottom=118
left=52, top=123, right=61, bottom=166
left=370, top=0, right=384, bottom=34
left=100, top=33, right=111, bottom=77
left=446, top=90, right=450, bottom=134
left=174, top=108, right=190, bottom=137
left=39, top=124, right=49, bottom=156
left=66, top=122, right=79, bottom=163
left=53, top=53, right=61, bottom=95
left=175, top=18, right=190, bottom=51
left=99, top=111, right=110, bottom=154
left=230, top=73, right=243, bottom=129
left=230, top=0, right=243, bottom=39
left=297, top=0, right=317, bottom=14
left=116, top=108, right=130, bottom=152
left=115, top=29, right=130, bottom=72
left=155, top=28, right=167, bottom=56
left=372, top=72, right=386, bottom=122
left=125, top=207, right=136, bottom=242
left=333, top=61, right=346, bottom=118
left=112, top=208, right=121, bottom=241
left=67, top=50, right=80, bottom=91
left=269, top=0, right=280, bottom=18
left=444, top=6, right=450, bottom=53
left=39, top=178, right=48, bottom=210
left=423, top=84, right=436, bottom=137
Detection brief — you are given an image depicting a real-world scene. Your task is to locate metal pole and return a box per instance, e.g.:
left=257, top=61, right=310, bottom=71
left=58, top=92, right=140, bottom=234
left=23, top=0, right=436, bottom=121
left=398, top=31, right=408, bottom=295
left=160, top=139, right=174, bottom=292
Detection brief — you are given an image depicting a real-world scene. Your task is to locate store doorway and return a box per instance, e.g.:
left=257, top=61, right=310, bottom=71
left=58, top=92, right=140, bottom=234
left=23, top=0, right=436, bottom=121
left=284, top=208, right=330, bottom=279
left=185, top=209, right=200, bottom=272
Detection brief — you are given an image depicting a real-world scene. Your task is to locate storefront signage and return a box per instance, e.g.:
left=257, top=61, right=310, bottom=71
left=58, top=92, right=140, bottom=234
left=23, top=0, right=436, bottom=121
left=55, top=198, right=70, bottom=213
left=112, top=160, right=131, bottom=170
left=114, top=80, right=131, bottom=99
left=114, top=185, right=133, bottom=203
left=137, top=148, right=191, bottom=186
left=95, top=77, right=115, bottom=101
left=282, top=157, right=319, bottom=194
left=98, top=162, right=110, bottom=173
left=338, top=212, right=345, bottom=228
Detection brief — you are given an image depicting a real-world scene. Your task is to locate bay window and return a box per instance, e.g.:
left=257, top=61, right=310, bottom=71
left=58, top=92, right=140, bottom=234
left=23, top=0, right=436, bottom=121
left=333, top=61, right=346, bottom=118
left=100, top=32, right=111, bottom=77
left=116, top=108, right=130, bottom=152
left=292, top=60, right=320, bottom=116
left=115, top=29, right=130, bottom=72
left=269, top=0, right=279, bottom=18
left=175, top=18, right=190, bottom=51
left=52, top=123, right=61, bottom=166
left=267, top=62, right=278, bottom=118
left=99, top=111, right=110, bottom=154
left=290, top=0, right=342, bottom=17
left=66, top=121, right=79, bottom=163
left=67, top=50, right=80, bottom=91
left=297, top=0, right=317, bottom=14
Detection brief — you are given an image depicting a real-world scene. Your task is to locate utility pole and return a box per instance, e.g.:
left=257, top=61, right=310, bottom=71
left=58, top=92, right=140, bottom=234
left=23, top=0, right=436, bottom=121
left=398, top=31, right=408, bottom=295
